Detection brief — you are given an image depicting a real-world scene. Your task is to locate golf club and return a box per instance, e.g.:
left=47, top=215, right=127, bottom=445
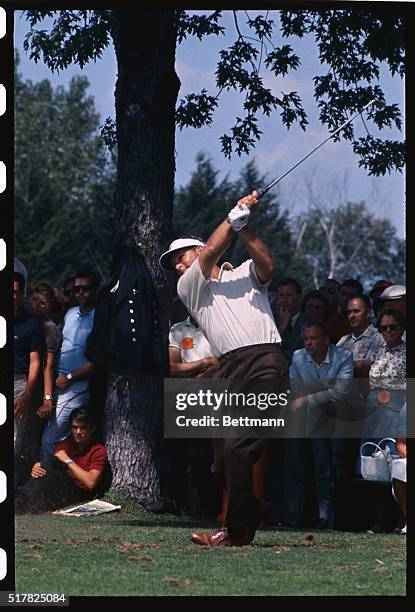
left=257, top=98, right=385, bottom=198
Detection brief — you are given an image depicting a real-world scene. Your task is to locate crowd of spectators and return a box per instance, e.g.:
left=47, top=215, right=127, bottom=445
left=13, top=256, right=406, bottom=534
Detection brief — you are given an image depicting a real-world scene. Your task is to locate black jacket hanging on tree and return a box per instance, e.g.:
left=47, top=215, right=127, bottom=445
left=85, top=244, right=167, bottom=376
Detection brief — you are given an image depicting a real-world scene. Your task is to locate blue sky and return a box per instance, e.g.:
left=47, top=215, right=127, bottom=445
left=14, top=10, right=405, bottom=237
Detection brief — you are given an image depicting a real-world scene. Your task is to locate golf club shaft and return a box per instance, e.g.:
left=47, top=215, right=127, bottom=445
left=258, top=98, right=379, bottom=198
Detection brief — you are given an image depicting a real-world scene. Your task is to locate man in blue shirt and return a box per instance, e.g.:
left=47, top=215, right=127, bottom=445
left=40, top=271, right=99, bottom=460
left=284, top=318, right=354, bottom=528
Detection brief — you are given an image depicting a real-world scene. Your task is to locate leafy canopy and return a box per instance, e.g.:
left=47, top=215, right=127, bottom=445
left=23, top=9, right=405, bottom=177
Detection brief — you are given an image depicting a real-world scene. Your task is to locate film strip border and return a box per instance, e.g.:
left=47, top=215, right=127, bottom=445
left=0, top=4, right=15, bottom=591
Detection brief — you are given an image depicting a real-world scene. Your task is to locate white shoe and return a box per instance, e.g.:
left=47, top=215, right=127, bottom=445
left=400, top=524, right=407, bottom=535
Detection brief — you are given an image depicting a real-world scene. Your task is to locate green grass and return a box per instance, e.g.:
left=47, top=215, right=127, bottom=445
left=15, top=494, right=406, bottom=597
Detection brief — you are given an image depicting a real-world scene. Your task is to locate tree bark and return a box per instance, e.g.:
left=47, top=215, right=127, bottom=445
left=104, top=10, right=180, bottom=502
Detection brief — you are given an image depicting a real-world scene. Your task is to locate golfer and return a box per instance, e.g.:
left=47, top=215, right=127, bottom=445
left=160, top=191, right=288, bottom=546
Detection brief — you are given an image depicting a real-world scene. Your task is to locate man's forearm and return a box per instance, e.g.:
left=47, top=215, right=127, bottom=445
left=238, top=227, right=273, bottom=282
left=199, top=220, right=234, bottom=278
left=66, top=462, right=100, bottom=491
left=170, top=358, right=212, bottom=378
left=71, top=361, right=94, bottom=382
left=24, top=361, right=42, bottom=400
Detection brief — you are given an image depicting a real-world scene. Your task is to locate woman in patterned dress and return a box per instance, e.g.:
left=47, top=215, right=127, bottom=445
left=363, top=308, right=406, bottom=440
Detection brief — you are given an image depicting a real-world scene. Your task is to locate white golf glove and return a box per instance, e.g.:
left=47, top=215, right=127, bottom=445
left=228, top=203, right=250, bottom=231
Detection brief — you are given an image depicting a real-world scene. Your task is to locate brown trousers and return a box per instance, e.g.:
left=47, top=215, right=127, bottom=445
left=212, top=343, right=288, bottom=535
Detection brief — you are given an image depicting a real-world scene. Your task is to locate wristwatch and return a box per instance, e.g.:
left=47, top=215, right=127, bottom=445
left=66, top=373, right=73, bottom=381
left=44, top=394, right=52, bottom=401
left=64, top=458, right=74, bottom=465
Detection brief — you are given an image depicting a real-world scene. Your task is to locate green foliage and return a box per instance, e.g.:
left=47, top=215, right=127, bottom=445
left=175, top=90, right=218, bottom=129
left=23, top=9, right=405, bottom=176
left=293, top=201, right=405, bottom=288
left=280, top=10, right=405, bottom=175
left=14, top=60, right=116, bottom=288
left=176, top=9, right=225, bottom=43
left=173, top=153, right=300, bottom=280
left=24, top=10, right=112, bottom=71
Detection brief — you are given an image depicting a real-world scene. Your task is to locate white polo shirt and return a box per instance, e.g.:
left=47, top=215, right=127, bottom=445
left=177, top=258, right=281, bottom=357
left=169, top=317, right=213, bottom=362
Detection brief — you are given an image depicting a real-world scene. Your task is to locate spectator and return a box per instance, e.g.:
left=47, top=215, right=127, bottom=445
left=337, top=295, right=385, bottom=376
left=369, top=280, right=393, bottom=319
left=29, top=283, right=59, bottom=420
left=363, top=308, right=406, bottom=440
left=320, top=278, right=340, bottom=317
left=156, top=311, right=219, bottom=516
left=284, top=319, right=354, bottom=528
left=302, top=290, right=329, bottom=322
left=335, top=295, right=384, bottom=476
left=379, top=284, right=406, bottom=316
left=379, top=285, right=406, bottom=341
left=15, top=408, right=109, bottom=513
left=273, top=277, right=306, bottom=526
left=40, top=271, right=99, bottom=461
left=356, top=309, right=406, bottom=535
left=14, top=272, right=43, bottom=483
left=61, top=276, right=77, bottom=310
left=14, top=257, right=28, bottom=295
left=327, top=279, right=363, bottom=344
left=275, top=277, right=306, bottom=364
left=339, top=279, right=363, bottom=308
left=320, top=278, right=344, bottom=344
left=268, top=288, right=278, bottom=323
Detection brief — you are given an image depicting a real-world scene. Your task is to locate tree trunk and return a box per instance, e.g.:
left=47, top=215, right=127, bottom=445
left=104, top=10, right=180, bottom=502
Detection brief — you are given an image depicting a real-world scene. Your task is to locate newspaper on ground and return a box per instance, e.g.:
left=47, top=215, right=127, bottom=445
left=53, top=499, right=121, bottom=516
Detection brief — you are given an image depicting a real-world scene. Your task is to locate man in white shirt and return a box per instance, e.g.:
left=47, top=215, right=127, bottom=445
left=169, top=316, right=218, bottom=378
left=160, top=191, right=287, bottom=546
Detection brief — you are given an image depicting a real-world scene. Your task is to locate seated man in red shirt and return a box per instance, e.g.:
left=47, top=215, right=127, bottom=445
left=15, top=407, right=110, bottom=513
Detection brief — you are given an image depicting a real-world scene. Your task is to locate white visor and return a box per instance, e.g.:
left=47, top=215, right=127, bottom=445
left=159, top=238, right=205, bottom=271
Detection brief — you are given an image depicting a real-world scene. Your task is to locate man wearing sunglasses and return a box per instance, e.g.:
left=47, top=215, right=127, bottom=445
left=40, top=271, right=100, bottom=461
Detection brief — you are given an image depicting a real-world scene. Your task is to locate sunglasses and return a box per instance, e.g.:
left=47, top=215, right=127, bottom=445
left=74, top=285, right=94, bottom=293
left=379, top=324, right=399, bottom=332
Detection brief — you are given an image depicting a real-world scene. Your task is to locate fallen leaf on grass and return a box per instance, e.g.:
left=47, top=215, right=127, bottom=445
left=231, top=552, right=248, bottom=557
left=375, top=559, right=384, bottom=565
left=127, top=555, right=152, bottom=562
left=162, top=577, right=197, bottom=588
left=68, top=539, right=84, bottom=545
left=373, top=566, right=388, bottom=573
left=16, top=536, right=29, bottom=543
left=273, top=546, right=292, bottom=553
left=29, top=544, right=43, bottom=550
left=22, top=553, right=42, bottom=559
